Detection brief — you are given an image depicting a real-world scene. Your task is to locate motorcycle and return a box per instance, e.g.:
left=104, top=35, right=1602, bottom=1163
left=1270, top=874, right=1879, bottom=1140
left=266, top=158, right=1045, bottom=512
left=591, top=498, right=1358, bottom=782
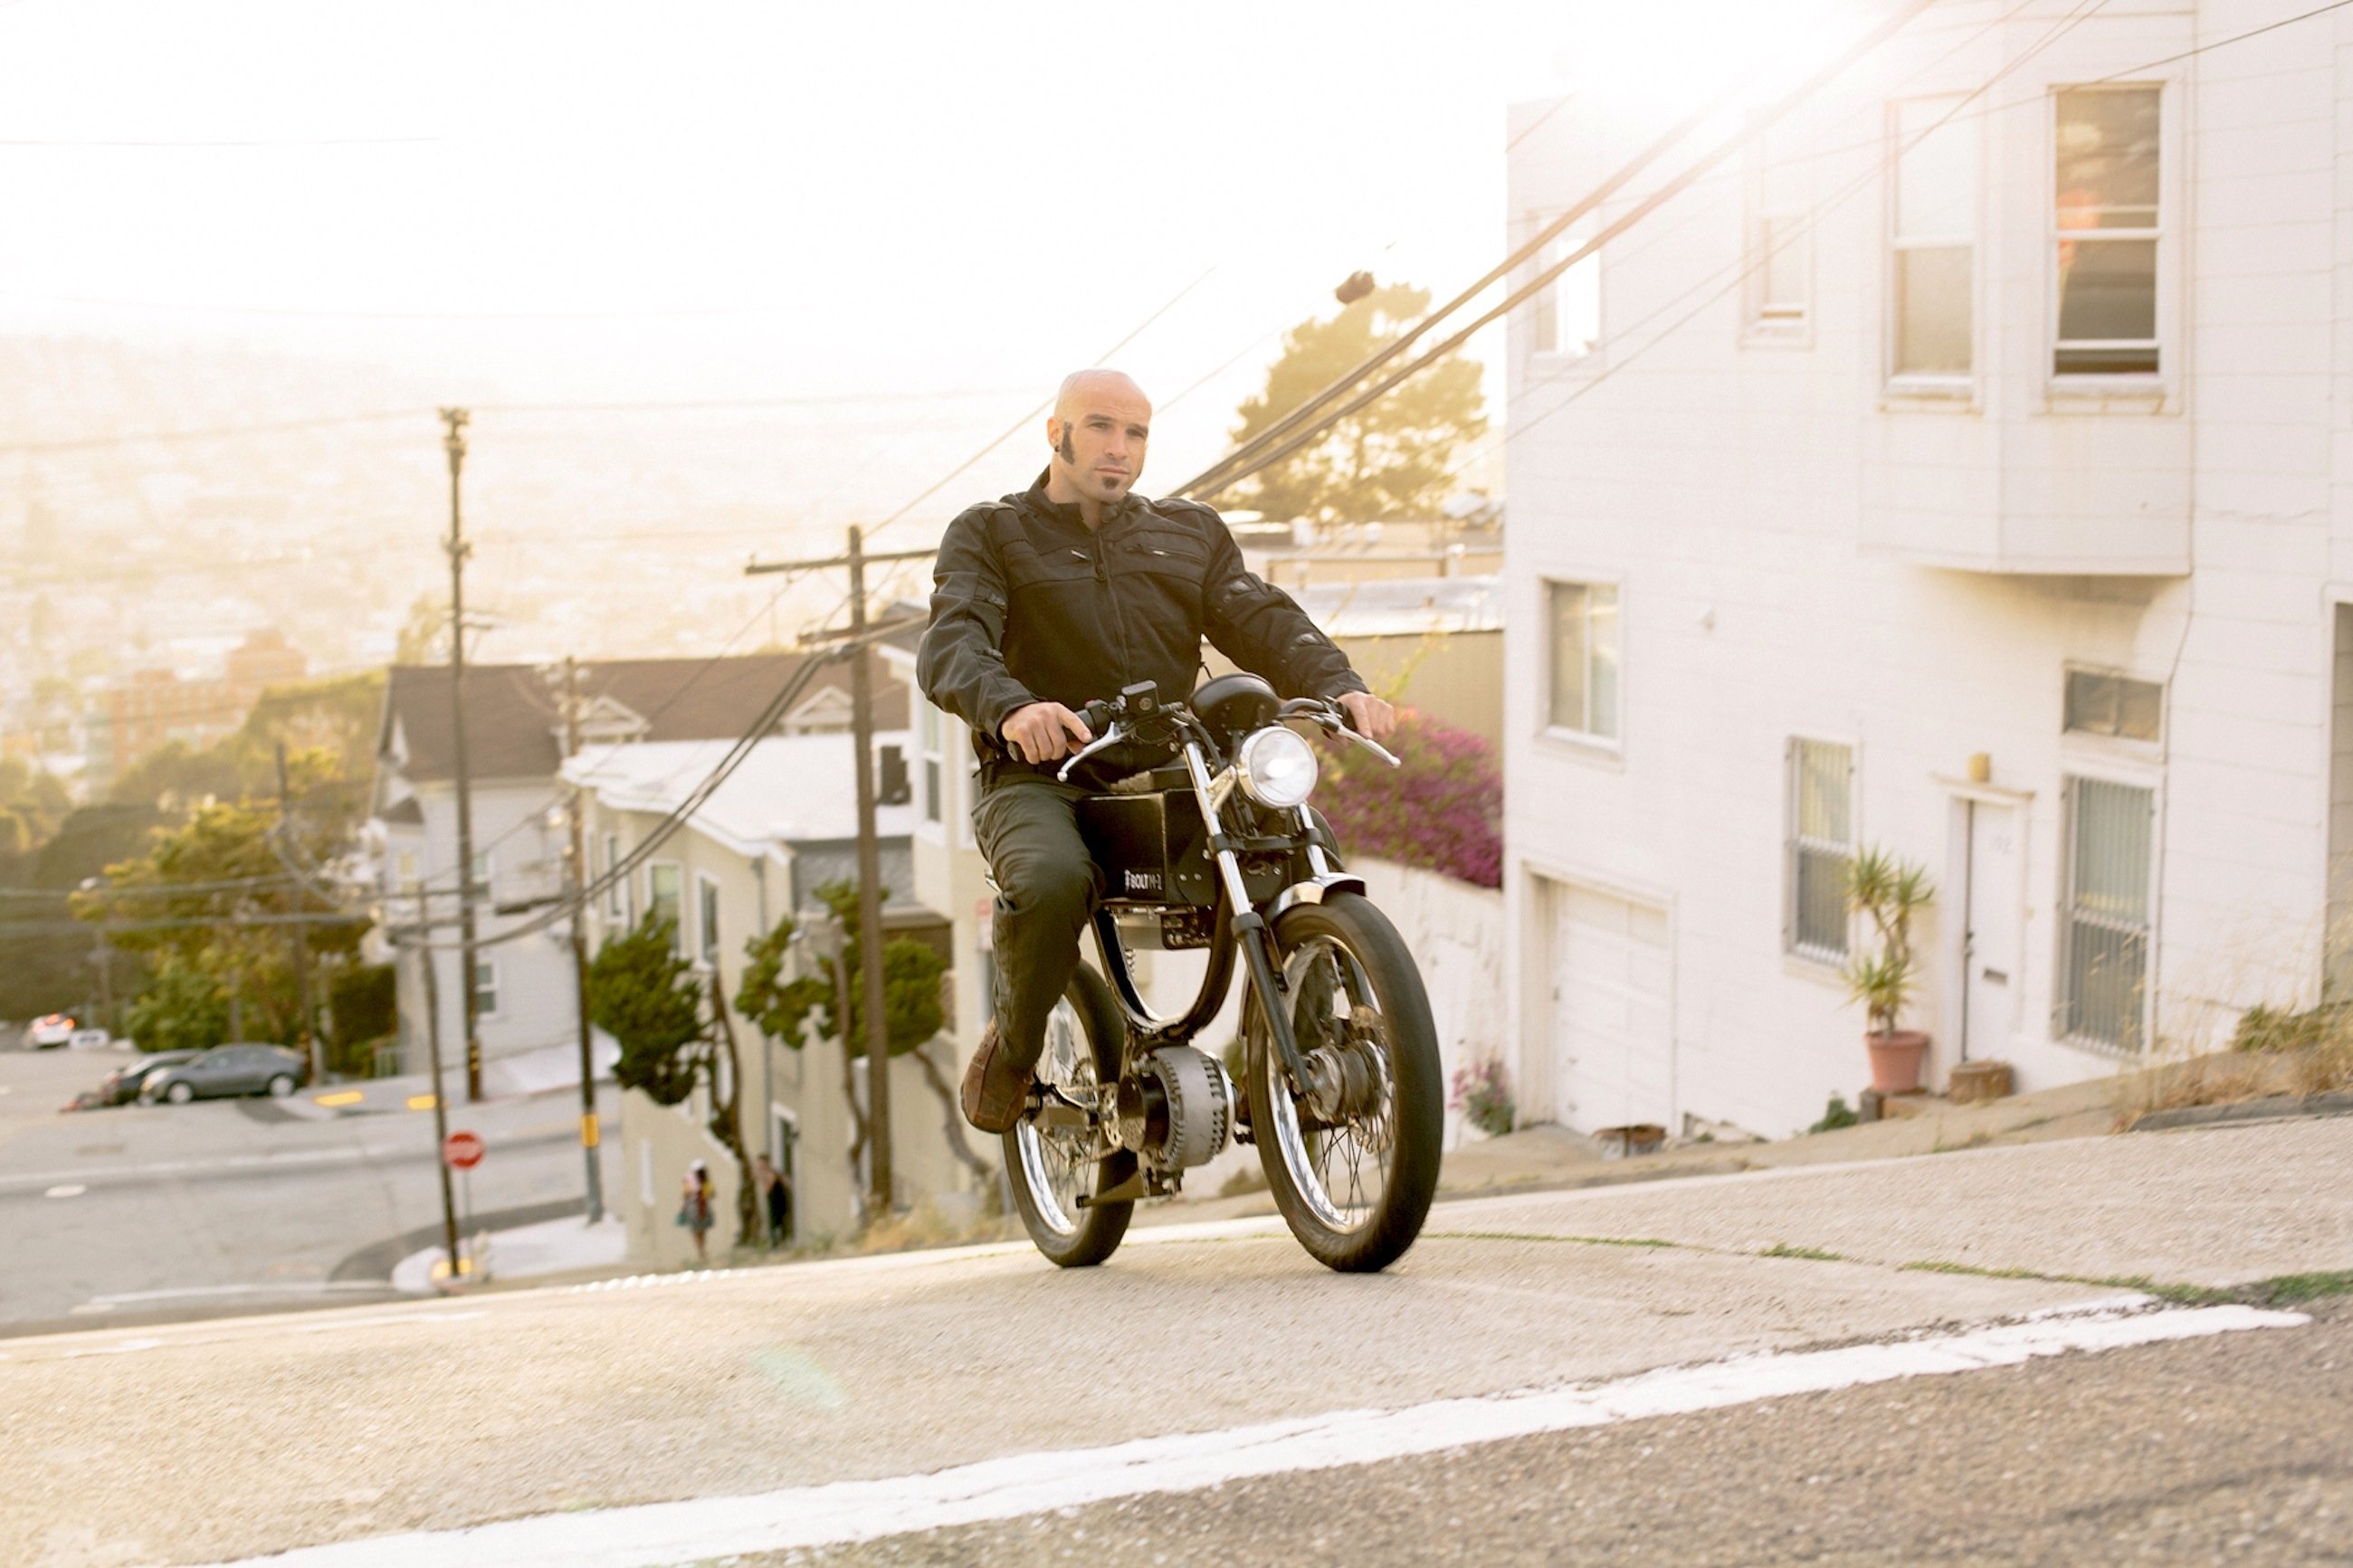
left=999, top=673, right=1443, bottom=1274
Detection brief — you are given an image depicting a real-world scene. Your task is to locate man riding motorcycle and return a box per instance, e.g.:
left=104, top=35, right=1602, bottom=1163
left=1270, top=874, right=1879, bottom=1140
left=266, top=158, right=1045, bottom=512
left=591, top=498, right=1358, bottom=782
left=916, top=367, right=1396, bottom=1133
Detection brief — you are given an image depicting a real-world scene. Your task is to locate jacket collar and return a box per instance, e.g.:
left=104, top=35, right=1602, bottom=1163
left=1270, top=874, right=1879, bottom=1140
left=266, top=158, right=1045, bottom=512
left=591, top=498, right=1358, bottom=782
left=1021, top=469, right=1143, bottom=534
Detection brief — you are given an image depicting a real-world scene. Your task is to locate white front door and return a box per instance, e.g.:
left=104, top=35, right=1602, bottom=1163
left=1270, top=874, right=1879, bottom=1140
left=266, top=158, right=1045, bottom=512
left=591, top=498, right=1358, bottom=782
left=1548, top=881, right=1672, bottom=1130
left=1962, top=802, right=2020, bottom=1062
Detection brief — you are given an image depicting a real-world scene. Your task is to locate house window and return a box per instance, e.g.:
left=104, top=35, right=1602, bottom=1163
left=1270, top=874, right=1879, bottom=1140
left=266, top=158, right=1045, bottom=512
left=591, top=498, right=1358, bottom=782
left=1530, top=213, right=1600, bottom=360
left=2060, top=776, right=2154, bottom=1051
left=394, top=850, right=419, bottom=892
left=2053, top=85, right=2160, bottom=376
left=1786, top=739, right=1854, bottom=960
left=1545, top=580, right=1620, bottom=740
left=604, top=832, right=624, bottom=918
left=1889, top=96, right=1975, bottom=379
left=648, top=862, right=682, bottom=950
left=1745, top=120, right=1808, bottom=335
left=469, top=850, right=491, bottom=890
left=472, top=958, right=500, bottom=1019
left=698, top=874, right=722, bottom=967
left=918, top=699, right=945, bottom=826
left=2064, top=670, right=2162, bottom=744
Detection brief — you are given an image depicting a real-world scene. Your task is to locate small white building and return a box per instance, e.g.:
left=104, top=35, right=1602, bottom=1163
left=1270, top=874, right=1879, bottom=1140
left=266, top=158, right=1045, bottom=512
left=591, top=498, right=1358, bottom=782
left=367, top=653, right=889, bottom=1088
left=1503, top=2, right=2353, bottom=1140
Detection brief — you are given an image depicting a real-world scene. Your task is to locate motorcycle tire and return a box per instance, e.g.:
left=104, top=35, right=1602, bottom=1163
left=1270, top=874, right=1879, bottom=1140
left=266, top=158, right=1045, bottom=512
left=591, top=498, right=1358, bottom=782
left=1003, top=962, right=1136, bottom=1268
left=1245, top=891, right=1443, bottom=1273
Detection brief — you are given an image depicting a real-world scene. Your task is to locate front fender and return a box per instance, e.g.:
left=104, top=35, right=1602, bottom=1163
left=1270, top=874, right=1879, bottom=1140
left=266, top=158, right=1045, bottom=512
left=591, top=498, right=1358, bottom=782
left=1267, top=873, right=1367, bottom=924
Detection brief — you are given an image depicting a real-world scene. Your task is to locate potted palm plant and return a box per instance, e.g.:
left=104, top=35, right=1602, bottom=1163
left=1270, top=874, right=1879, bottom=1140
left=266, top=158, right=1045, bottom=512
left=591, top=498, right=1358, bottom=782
left=1843, top=845, right=1936, bottom=1095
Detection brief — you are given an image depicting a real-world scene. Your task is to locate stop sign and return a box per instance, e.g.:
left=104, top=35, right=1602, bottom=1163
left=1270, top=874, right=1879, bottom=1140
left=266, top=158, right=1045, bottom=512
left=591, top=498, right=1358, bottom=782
left=443, top=1130, right=485, bottom=1170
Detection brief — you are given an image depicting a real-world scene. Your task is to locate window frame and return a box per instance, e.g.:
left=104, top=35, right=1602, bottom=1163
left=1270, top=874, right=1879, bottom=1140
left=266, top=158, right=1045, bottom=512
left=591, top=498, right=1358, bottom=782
left=604, top=832, right=624, bottom=919
left=472, top=956, right=500, bottom=1021
left=697, top=872, right=723, bottom=968
left=1785, top=736, right=1857, bottom=965
left=647, top=860, right=683, bottom=952
left=2062, top=665, right=2165, bottom=749
left=2047, top=82, right=2165, bottom=388
left=1743, top=116, right=1811, bottom=344
left=1540, top=575, right=1623, bottom=749
left=2055, top=771, right=2158, bottom=1055
left=917, top=697, right=946, bottom=830
left=1525, top=209, right=1603, bottom=367
left=1883, top=93, right=1979, bottom=395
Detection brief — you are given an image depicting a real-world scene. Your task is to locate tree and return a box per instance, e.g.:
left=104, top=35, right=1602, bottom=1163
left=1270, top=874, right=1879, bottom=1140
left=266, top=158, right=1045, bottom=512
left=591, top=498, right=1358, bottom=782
left=589, top=916, right=703, bottom=1107
left=588, top=913, right=758, bottom=1244
left=1225, top=282, right=1487, bottom=524
left=394, top=594, right=445, bottom=666
left=122, top=955, right=229, bottom=1055
left=736, top=881, right=984, bottom=1188
left=75, top=748, right=368, bottom=1048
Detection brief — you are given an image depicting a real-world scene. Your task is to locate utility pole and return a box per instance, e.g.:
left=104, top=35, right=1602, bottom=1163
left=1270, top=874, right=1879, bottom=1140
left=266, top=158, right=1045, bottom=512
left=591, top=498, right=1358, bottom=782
left=413, top=891, right=462, bottom=1279
left=560, top=656, right=605, bottom=1223
left=441, top=406, right=484, bottom=1102
left=277, top=742, right=319, bottom=1084
left=746, top=527, right=931, bottom=1221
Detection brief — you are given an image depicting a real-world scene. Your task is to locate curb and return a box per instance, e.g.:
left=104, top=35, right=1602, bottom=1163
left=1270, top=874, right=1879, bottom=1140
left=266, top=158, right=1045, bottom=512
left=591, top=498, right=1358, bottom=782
left=2131, top=1088, right=2353, bottom=1134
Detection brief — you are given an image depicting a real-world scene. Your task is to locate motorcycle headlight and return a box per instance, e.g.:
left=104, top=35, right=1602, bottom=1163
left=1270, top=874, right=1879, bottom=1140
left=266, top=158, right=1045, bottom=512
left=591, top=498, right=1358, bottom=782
left=1235, top=725, right=1319, bottom=809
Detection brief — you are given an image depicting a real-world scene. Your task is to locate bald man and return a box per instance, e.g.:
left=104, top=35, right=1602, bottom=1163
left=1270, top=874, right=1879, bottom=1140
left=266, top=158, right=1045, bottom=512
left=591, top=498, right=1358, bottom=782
left=918, top=369, right=1394, bottom=1134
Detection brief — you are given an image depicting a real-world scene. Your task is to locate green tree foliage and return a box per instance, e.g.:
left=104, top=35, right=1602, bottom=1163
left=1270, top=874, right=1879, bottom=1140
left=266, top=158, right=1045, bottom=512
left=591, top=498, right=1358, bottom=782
left=588, top=916, right=704, bottom=1107
left=394, top=594, right=446, bottom=666
left=123, top=956, right=229, bottom=1055
left=738, top=882, right=943, bottom=1060
left=327, top=962, right=398, bottom=1076
left=74, top=748, right=367, bottom=1049
left=1227, top=282, right=1487, bottom=524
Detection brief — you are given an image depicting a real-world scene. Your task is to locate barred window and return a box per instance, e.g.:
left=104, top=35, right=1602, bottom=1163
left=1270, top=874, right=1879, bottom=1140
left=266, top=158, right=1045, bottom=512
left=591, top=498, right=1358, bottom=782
left=2060, top=777, right=2153, bottom=1051
left=1786, top=739, right=1854, bottom=959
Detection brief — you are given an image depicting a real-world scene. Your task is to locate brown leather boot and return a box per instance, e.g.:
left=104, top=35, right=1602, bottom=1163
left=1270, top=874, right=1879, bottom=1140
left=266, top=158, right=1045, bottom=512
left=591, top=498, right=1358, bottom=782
left=960, top=1022, right=1031, bottom=1134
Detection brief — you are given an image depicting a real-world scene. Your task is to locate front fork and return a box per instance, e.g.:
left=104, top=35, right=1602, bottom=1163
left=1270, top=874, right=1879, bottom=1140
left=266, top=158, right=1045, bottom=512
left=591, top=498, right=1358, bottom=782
left=1181, top=742, right=1310, bottom=1091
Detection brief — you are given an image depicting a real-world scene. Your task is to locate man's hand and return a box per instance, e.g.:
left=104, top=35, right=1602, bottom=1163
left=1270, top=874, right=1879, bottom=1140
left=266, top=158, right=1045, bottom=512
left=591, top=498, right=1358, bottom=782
left=1337, top=690, right=1396, bottom=743
left=1001, top=701, right=1094, bottom=765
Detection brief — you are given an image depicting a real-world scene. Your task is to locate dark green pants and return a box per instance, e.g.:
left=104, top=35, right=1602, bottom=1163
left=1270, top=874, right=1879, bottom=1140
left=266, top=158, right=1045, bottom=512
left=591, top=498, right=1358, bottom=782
left=972, top=774, right=1102, bottom=1069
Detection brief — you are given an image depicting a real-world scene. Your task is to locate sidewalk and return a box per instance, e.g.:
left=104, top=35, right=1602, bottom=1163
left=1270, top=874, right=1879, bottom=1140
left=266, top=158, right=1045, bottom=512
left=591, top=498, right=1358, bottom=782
left=389, top=1214, right=629, bottom=1295
left=1150, top=1072, right=2129, bottom=1227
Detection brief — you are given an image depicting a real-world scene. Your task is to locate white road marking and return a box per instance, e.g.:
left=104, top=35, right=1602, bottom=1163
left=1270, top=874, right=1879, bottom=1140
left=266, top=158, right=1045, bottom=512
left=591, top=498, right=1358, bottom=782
left=213, top=1302, right=2303, bottom=1568
left=83, top=1281, right=391, bottom=1307
left=43, top=1183, right=85, bottom=1198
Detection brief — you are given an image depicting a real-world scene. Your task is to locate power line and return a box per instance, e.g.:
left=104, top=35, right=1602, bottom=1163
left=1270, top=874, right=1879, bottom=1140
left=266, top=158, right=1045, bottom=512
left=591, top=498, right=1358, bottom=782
left=1187, top=0, right=1949, bottom=506
left=0, top=290, right=814, bottom=321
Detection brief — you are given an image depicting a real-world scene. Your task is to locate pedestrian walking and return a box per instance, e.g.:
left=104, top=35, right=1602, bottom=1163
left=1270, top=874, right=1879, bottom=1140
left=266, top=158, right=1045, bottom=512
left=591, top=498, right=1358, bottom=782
left=676, top=1160, right=716, bottom=1265
left=755, top=1153, right=792, bottom=1248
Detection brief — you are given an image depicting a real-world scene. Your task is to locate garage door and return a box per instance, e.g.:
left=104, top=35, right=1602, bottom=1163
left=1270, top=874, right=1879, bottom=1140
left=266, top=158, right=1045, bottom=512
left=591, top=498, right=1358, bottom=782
left=1548, top=880, right=1672, bottom=1131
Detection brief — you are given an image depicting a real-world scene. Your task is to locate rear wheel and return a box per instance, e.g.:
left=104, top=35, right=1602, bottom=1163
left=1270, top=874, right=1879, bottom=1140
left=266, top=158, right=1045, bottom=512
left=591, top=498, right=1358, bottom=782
left=1245, top=892, right=1442, bottom=1273
left=1003, top=964, right=1135, bottom=1268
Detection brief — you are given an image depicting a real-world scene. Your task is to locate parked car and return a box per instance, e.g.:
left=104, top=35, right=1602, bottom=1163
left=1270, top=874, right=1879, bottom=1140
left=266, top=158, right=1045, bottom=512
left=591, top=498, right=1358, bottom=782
left=24, top=1013, right=76, bottom=1050
left=67, top=1028, right=113, bottom=1050
left=97, top=1050, right=201, bottom=1107
left=141, top=1045, right=307, bottom=1105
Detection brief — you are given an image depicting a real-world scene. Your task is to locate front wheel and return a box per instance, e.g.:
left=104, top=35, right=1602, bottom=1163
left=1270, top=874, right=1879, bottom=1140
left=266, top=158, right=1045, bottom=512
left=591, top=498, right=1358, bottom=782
left=1245, top=892, right=1443, bottom=1273
left=165, top=1080, right=195, bottom=1105
left=1003, top=963, right=1135, bottom=1268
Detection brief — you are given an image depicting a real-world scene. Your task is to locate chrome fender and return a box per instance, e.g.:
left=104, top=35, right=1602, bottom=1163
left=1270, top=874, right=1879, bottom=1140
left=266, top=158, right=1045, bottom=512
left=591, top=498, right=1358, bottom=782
left=1267, top=873, right=1367, bottom=923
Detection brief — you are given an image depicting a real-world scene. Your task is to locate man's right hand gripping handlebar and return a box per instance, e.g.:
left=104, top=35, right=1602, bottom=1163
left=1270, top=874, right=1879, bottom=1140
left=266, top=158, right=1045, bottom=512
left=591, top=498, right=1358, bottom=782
left=1001, top=701, right=1097, bottom=766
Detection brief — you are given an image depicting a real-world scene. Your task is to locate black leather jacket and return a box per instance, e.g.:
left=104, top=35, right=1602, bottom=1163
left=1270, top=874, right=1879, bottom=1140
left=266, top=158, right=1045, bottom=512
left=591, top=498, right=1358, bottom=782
left=917, top=473, right=1367, bottom=785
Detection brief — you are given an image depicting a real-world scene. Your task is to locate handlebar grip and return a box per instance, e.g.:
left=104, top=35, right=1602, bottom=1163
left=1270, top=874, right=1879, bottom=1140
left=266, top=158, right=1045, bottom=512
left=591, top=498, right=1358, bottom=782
left=1081, top=699, right=1114, bottom=737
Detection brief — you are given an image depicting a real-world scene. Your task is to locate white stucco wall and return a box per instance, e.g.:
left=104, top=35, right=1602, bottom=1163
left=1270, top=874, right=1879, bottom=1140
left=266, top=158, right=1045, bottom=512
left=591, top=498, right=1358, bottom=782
left=1504, top=5, right=2353, bottom=1141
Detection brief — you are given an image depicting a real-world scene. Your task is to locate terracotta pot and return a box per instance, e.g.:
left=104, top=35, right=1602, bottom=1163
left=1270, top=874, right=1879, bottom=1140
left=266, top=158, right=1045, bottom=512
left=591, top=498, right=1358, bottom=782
left=1866, top=1030, right=1930, bottom=1095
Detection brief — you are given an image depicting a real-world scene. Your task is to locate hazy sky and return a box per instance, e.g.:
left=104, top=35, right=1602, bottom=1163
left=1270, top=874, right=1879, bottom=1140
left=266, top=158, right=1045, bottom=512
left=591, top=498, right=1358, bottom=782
left=0, top=0, right=1829, bottom=491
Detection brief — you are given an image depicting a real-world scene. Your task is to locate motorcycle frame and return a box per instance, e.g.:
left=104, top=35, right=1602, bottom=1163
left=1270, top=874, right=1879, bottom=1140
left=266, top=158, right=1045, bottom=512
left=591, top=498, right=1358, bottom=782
left=1078, top=717, right=1367, bottom=1093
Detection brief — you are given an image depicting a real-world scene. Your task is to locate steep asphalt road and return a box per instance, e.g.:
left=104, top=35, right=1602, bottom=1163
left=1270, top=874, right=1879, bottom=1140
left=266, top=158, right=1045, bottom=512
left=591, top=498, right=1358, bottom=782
left=2, top=1114, right=2347, bottom=1566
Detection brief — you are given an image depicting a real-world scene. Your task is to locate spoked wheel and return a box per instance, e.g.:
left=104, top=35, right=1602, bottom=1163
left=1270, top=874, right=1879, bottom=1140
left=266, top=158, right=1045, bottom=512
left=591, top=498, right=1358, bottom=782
left=1003, top=963, right=1136, bottom=1268
left=1244, top=892, right=1442, bottom=1273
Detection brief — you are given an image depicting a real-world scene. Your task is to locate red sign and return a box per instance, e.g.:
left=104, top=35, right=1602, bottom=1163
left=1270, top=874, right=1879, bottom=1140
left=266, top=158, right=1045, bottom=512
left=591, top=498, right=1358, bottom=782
left=443, top=1130, right=485, bottom=1171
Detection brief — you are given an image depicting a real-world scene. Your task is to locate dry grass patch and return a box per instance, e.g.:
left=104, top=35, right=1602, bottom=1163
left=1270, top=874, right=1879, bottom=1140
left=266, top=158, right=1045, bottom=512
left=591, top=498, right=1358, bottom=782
left=2114, top=1002, right=2353, bottom=1127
